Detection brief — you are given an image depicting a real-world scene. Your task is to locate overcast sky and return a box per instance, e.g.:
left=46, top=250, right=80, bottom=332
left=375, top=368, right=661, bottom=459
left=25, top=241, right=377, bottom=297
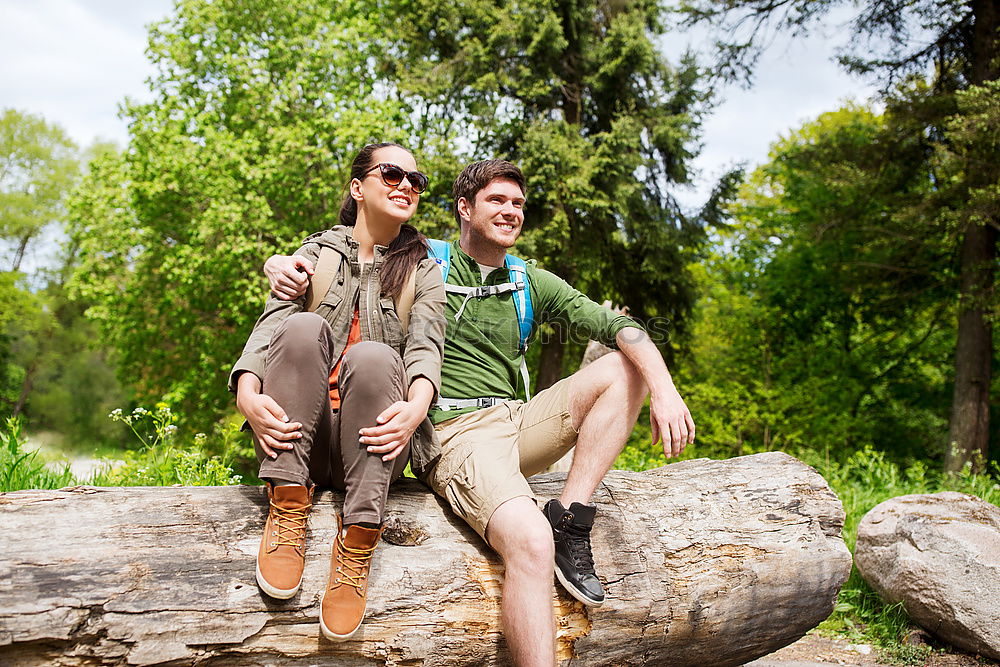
left=0, top=0, right=878, bottom=211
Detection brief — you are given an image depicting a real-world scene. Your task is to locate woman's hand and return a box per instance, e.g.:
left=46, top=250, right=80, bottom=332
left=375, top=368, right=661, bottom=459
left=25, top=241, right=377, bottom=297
left=236, top=373, right=302, bottom=458
left=358, top=377, right=435, bottom=462
left=264, top=254, right=313, bottom=300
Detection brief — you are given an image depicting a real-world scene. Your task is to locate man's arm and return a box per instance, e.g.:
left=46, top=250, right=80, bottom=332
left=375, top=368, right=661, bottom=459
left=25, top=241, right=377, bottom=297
left=615, top=327, right=695, bottom=458
left=264, top=254, right=313, bottom=300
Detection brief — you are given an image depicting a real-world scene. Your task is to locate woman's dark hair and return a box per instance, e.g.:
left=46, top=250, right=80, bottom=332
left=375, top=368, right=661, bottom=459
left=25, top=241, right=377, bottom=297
left=338, top=142, right=429, bottom=298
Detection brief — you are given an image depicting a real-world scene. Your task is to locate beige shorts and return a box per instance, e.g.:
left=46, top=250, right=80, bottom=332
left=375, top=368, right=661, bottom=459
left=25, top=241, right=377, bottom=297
left=423, top=377, right=579, bottom=542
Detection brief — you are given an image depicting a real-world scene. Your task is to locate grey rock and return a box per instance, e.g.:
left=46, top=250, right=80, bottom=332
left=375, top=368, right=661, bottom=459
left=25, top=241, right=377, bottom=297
left=855, top=492, right=1000, bottom=660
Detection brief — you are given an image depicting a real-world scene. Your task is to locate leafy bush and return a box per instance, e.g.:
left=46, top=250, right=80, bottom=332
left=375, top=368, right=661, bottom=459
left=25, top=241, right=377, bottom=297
left=1, top=405, right=243, bottom=491
left=88, top=405, right=242, bottom=486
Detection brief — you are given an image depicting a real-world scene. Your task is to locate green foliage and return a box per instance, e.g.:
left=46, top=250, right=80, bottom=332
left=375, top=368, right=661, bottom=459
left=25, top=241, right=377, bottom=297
left=91, top=405, right=242, bottom=486
left=1, top=417, right=73, bottom=492
left=389, top=0, right=708, bottom=336
left=0, top=108, right=79, bottom=273
left=68, top=0, right=710, bottom=431
left=677, top=104, right=965, bottom=464
left=1, top=407, right=242, bottom=491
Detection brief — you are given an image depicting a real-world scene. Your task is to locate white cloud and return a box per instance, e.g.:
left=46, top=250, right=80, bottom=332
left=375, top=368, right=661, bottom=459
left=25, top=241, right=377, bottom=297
left=663, top=8, right=881, bottom=208
left=0, top=0, right=173, bottom=147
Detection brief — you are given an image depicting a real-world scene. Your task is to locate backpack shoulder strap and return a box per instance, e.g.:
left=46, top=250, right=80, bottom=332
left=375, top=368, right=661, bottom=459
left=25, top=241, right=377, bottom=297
left=426, top=238, right=451, bottom=283
left=504, top=254, right=534, bottom=352
left=305, top=247, right=341, bottom=312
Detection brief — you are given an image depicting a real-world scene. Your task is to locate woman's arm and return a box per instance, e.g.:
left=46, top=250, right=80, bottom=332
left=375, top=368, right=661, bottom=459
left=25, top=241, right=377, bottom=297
left=235, top=371, right=302, bottom=459
left=358, top=377, right=435, bottom=462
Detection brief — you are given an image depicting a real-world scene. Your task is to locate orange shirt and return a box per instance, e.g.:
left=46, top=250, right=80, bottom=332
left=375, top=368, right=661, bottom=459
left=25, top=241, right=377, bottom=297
left=328, top=309, right=362, bottom=410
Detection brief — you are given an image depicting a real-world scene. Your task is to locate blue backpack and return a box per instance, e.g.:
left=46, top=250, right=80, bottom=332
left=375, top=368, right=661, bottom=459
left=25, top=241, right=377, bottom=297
left=427, top=239, right=535, bottom=405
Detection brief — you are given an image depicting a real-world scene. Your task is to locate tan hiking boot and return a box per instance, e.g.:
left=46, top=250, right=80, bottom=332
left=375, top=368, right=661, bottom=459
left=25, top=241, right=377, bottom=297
left=320, top=515, right=382, bottom=640
left=255, top=483, right=313, bottom=599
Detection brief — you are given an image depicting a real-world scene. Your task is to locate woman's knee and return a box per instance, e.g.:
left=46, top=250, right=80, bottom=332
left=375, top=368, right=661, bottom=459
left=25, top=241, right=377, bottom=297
left=342, top=341, right=402, bottom=373
left=273, top=312, right=331, bottom=346
left=340, top=342, right=404, bottom=395
left=268, top=312, right=333, bottom=365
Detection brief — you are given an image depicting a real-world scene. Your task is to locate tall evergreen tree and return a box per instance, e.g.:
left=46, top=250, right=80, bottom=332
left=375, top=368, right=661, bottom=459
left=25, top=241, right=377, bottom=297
left=385, top=0, right=712, bottom=387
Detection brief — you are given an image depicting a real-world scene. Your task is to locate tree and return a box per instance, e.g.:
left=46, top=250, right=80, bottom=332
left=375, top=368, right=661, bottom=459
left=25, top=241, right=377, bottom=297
left=68, top=0, right=417, bottom=428
left=679, top=0, right=1000, bottom=470
left=0, top=109, right=78, bottom=273
left=0, top=110, right=94, bottom=426
left=683, top=105, right=957, bottom=461
left=384, top=0, right=713, bottom=388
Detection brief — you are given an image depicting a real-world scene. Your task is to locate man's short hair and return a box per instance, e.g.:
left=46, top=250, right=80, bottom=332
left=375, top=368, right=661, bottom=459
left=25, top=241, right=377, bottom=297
left=452, top=159, right=525, bottom=226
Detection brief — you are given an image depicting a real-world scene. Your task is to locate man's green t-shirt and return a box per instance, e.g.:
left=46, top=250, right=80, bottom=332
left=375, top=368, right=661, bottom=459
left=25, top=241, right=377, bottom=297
left=429, top=240, right=643, bottom=424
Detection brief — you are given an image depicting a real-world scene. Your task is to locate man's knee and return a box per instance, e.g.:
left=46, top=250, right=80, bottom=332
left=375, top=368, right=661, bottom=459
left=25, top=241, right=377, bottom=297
left=570, top=352, right=647, bottom=424
left=604, top=351, right=647, bottom=399
left=489, top=500, right=554, bottom=572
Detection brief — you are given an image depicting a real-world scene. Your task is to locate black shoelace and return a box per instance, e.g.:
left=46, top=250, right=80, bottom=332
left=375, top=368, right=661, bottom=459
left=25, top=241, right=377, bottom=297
left=558, top=517, right=596, bottom=573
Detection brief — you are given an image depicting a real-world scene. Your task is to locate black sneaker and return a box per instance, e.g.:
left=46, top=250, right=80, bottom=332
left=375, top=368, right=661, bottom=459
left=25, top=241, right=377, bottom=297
left=543, top=499, right=605, bottom=606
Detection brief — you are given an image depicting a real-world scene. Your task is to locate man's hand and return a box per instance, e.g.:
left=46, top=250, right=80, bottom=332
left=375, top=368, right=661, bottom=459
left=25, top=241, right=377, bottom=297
left=264, top=254, right=313, bottom=300
left=358, top=399, right=426, bottom=462
left=236, top=373, right=302, bottom=458
left=615, top=327, right=695, bottom=459
left=649, top=386, right=695, bottom=459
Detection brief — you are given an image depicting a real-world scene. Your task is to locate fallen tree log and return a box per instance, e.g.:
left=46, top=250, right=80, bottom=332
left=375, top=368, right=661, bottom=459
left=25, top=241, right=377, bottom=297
left=0, top=451, right=851, bottom=666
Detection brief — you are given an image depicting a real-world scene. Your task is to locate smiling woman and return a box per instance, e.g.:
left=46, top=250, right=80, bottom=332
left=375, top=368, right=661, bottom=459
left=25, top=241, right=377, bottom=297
left=229, top=142, right=446, bottom=641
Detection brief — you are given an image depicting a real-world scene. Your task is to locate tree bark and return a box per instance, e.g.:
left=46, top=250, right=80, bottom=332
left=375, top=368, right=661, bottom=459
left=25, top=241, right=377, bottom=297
left=10, top=357, right=37, bottom=418
left=945, top=221, right=996, bottom=472
left=0, top=452, right=852, bottom=667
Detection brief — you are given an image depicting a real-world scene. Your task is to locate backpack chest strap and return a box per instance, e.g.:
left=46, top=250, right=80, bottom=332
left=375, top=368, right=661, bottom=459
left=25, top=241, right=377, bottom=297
left=449, top=281, right=523, bottom=321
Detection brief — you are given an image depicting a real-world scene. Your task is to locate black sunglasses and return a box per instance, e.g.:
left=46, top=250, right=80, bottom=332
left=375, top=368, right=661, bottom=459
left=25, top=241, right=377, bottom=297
left=364, top=163, right=429, bottom=194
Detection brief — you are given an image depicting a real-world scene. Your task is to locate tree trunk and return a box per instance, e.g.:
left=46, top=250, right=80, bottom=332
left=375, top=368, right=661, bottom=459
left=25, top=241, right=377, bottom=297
left=535, top=334, right=567, bottom=393
left=10, top=233, right=31, bottom=273
left=946, top=0, right=999, bottom=472
left=10, top=358, right=37, bottom=418
left=0, top=452, right=851, bottom=667
left=945, top=222, right=997, bottom=472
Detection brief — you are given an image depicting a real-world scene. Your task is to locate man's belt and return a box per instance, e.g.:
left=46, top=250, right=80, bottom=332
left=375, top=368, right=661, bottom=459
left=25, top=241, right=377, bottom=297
left=435, top=396, right=509, bottom=411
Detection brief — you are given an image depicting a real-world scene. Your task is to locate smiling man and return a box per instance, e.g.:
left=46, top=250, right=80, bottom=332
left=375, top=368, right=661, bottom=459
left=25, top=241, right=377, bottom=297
left=265, top=159, right=695, bottom=667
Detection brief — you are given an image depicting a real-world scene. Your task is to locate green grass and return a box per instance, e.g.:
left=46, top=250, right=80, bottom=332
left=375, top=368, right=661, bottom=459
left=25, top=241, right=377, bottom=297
left=1, top=417, right=75, bottom=492
left=1, top=406, right=245, bottom=491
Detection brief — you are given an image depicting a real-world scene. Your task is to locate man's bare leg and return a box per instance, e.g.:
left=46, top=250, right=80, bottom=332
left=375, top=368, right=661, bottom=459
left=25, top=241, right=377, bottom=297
left=487, top=496, right=557, bottom=667
left=561, top=351, right=647, bottom=506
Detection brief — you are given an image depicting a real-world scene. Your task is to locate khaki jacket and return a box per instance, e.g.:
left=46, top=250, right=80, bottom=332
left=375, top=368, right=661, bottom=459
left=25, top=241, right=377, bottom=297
left=229, top=226, right=446, bottom=472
